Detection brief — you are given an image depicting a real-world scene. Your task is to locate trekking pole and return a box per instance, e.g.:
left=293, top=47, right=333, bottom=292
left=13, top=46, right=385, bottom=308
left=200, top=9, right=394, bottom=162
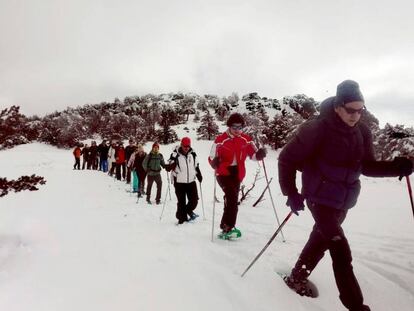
left=406, top=176, right=414, bottom=218
left=167, top=171, right=172, bottom=200
left=199, top=181, right=206, bottom=220
left=211, top=176, right=217, bottom=242
left=241, top=211, right=293, bottom=278
left=262, top=159, right=286, bottom=242
left=160, top=171, right=171, bottom=221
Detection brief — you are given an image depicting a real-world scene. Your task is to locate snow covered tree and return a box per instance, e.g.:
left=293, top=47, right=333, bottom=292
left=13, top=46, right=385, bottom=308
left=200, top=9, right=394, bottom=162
left=283, top=94, right=317, bottom=119
left=193, top=111, right=200, bottom=122
left=374, top=124, right=414, bottom=160
left=243, top=113, right=267, bottom=146
left=197, top=111, right=220, bottom=140
left=215, top=104, right=229, bottom=122
left=263, top=113, right=304, bottom=150
left=155, top=125, right=178, bottom=145
left=0, top=106, right=33, bottom=149
left=223, top=92, right=239, bottom=108
left=197, top=97, right=208, bottom=111
left=160, top=104, right=181, bottom=127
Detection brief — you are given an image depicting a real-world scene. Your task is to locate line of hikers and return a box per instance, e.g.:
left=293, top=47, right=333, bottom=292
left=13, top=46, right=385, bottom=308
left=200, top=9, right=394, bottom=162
left=72, top=136, right=204, bottom=222
left=72, top=80, right=413, bottom=311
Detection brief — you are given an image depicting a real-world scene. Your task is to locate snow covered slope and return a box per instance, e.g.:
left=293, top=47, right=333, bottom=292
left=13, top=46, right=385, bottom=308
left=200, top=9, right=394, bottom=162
left=1, top=140, right=413, bottom=311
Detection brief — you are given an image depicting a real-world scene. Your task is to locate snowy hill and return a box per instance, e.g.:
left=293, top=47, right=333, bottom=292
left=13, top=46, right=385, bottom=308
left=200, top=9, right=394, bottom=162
left=1, top=137, right=414, bottom=310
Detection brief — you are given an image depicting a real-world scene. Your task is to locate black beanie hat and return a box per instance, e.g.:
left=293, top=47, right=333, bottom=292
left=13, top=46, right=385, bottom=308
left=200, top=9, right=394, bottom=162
left=226, top=113, right=245, bottom=127
left=335, top=80, right=364, bottom=107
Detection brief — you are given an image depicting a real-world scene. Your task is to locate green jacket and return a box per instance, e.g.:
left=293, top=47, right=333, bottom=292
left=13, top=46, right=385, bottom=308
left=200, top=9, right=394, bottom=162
left=142, top=151, right=166, bottom=176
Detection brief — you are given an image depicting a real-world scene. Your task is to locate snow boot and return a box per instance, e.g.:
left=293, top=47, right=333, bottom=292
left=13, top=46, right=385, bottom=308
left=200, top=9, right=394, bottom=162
left=283, top=263, right=312, bottom=297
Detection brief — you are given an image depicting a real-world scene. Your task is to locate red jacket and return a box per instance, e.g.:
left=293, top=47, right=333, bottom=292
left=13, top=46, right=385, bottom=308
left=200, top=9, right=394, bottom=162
left=209, top=131, right=256, bottom=181
left=73, top=147, right=81, bottom=158
left=116, top=147, right=125, bottom=164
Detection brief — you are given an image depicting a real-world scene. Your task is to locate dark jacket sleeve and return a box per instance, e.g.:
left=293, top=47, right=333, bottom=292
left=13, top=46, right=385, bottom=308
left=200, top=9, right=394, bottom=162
left=278, top=119, right=324, bottom=196
left=360, top=123, right=402, bottom=178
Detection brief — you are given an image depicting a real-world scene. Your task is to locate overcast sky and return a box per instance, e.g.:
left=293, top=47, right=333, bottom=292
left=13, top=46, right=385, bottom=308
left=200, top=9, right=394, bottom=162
left=1, top=0, right=413, bottom=127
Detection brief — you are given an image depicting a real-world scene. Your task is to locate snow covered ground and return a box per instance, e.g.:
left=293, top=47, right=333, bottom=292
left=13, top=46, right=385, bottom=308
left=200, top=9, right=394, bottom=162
left=1, top=138, right=414, bottom=311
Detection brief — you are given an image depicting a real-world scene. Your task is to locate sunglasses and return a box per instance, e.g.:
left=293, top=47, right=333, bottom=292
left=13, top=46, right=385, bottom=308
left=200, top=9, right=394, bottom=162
left=230, top=125, right=244, bottom=131
left=342, top=105, right=366, bottom=115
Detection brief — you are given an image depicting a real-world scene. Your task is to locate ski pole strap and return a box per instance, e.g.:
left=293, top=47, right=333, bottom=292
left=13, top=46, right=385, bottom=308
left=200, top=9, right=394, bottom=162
left=241, top=211, right=293, bottom=278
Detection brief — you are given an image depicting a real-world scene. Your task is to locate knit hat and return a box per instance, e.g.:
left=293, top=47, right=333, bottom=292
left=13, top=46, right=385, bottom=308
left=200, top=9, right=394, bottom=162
left=226, top=113, right=245, bottom=127
left=181, top=137, right=191, bottom=147
left=335, top=80, right=364, bottom=107
left=152, top=142, right=159, bottom=149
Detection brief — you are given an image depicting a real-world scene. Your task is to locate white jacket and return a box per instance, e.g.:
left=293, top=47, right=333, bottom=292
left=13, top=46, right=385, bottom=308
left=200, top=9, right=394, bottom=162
left=168, top=146, right=200, bottom=184
left=108, top=146, right=116, bottom=163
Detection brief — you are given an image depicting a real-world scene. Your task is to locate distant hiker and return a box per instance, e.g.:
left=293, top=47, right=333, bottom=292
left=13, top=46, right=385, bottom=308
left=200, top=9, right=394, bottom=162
left=115, top=142, right=126, bottom=181
left=73, top=145, right=81, bottom=170
left=108, top=141, right=117, bottom=176
left=142, top=142, right=166, bottom=204
left=81, top=143, right=90, bottom=170
left=208, top=113, right=266, bottom=239
left=128, top=144, right=147, bottom=196
left=278, top=80, right=413, bottom=311
left=167, top=137, right=203, bottom=224
left=125, top=139, right=136, bottom=184
left=98, top=140, right=109, bottom=172
left=88, top=140, right=99, bottom=170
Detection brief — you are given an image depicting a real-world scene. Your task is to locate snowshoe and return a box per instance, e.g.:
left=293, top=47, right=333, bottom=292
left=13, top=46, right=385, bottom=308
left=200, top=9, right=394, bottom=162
left=189, top=212, right=199, bottom=221
left=218, top=228, right=242, bottom=240
left=276, top=271, right=318, bottom=298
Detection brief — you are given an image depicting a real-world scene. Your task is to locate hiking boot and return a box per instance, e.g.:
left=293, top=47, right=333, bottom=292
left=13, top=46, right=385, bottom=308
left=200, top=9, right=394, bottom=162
left=177, top=219, right=188, bottom=225
left=146, top=198, right=152, bottom=204
left=156, top=200, right=161, bottom=205
left=283, top=263, right=312, bottom=296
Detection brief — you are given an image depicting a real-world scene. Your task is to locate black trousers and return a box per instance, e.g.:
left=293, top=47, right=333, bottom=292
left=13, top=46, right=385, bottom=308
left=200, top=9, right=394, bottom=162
left=74, top=158, right=80, bottom=170
left=295, top=202, right=365, bottom=310
left=82, top=157, right=88, bottom=170
left=146, top=174, right=162, bottom=202
left=115, top=163, right=126, bottom=180
left=138, top=172, right=146, bottom=194
left=174, top=181, right=198, bottom=222
left=216, top=166, right=240, bottom=230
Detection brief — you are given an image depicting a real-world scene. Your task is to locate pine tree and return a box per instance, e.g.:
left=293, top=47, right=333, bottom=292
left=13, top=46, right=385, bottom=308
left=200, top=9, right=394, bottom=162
left=197, top=111, right=220, bottom=140
left=283, top=94, right=317, bottom=119
left=0, top=106, right=33, bottom=149
left=263, top=113, right=304, bottom=150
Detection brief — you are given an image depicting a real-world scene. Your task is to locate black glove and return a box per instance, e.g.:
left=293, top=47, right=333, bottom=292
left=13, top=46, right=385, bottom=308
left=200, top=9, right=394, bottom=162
left=165, top=163, right=173, bottom=172
left=255, top=148, right=267, bottom=161
left=196, top=172, right=203, bottom=183
left=393, top=157, right=413, bottom=179
left=286, top=192, right=305, bottom=216
left=211, top=157, right=220, bottom=169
